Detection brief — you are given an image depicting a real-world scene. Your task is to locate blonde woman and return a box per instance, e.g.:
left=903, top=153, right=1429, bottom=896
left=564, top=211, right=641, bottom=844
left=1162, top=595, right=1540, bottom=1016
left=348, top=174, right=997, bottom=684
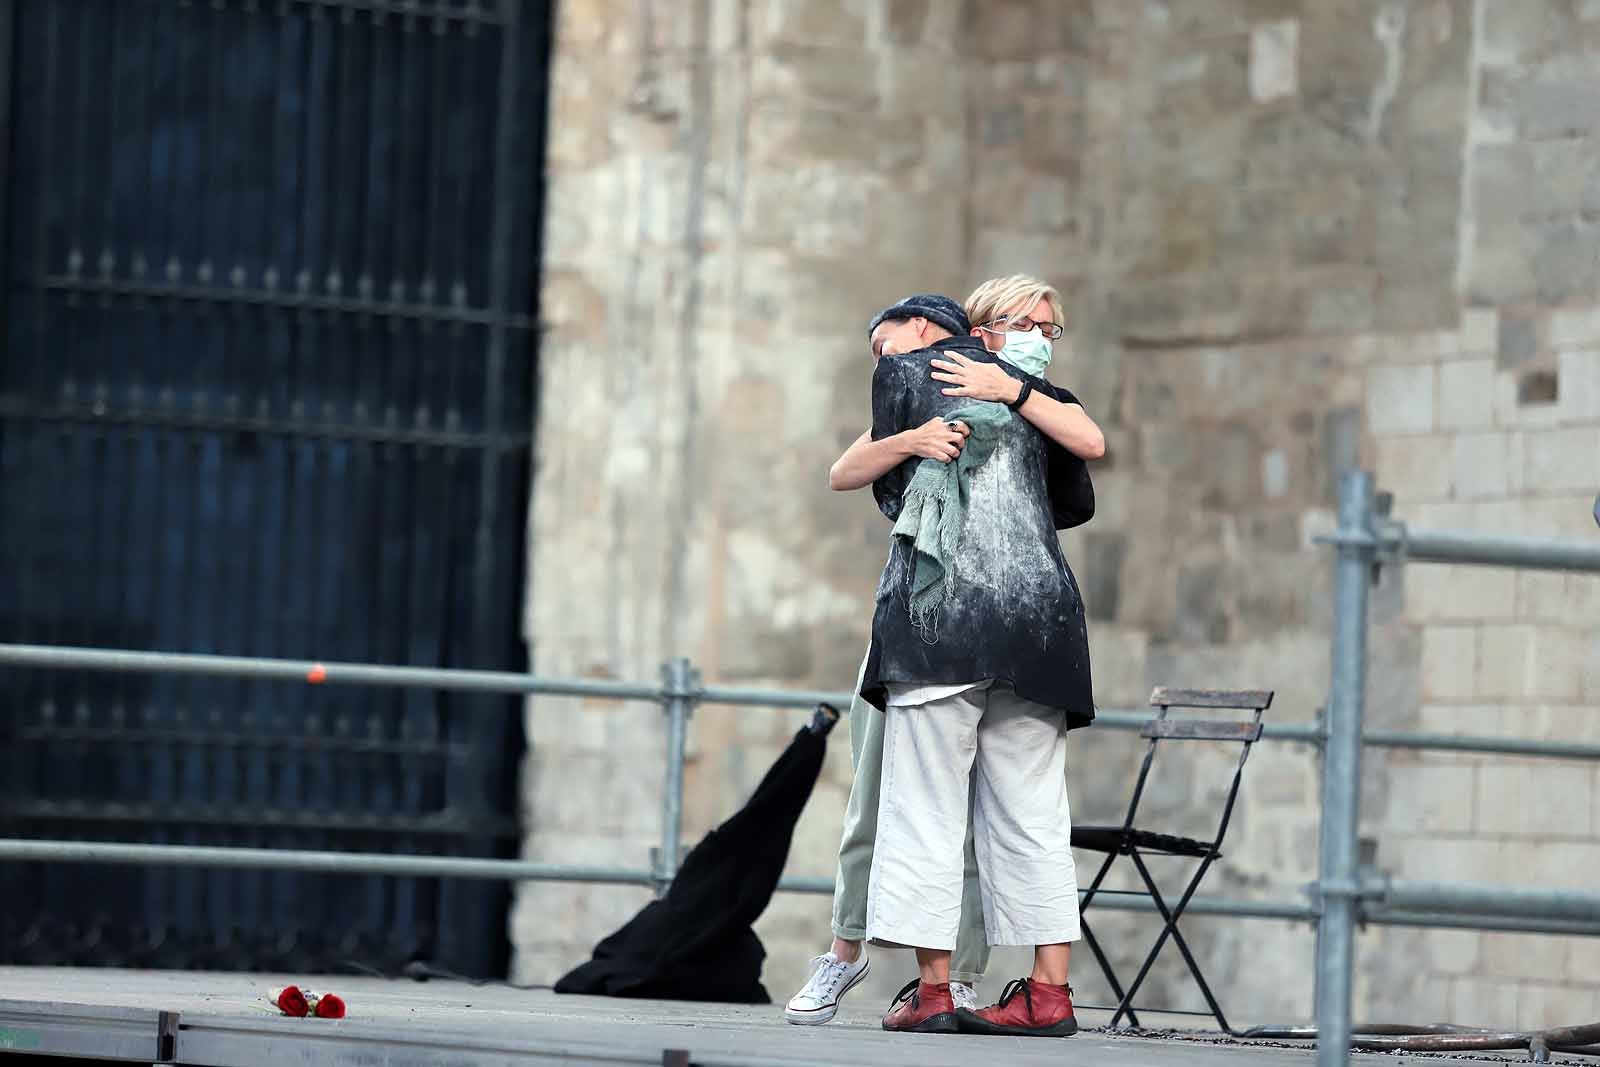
left=787, top=277, right=1103, bottom=1038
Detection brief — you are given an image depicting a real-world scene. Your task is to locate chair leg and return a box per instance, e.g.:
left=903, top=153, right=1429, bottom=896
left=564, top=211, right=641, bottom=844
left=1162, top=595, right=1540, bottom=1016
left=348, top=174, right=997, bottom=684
left=1105, top=849, right=1169, bottom=1028
left=1153, top=879, right=1233, bottom=1031
left=1144, top=847, right=1234, bottom=1033
left=1166, top=924, right=1231, bottom=1034
left=1077, top=850, right=1118, bottom=911
left=1077, top=918, right=1141, bottom=1029
left=1077, top=849, right=1140, bottom=1026
left=1107, top=849, right=1231, bottom=1032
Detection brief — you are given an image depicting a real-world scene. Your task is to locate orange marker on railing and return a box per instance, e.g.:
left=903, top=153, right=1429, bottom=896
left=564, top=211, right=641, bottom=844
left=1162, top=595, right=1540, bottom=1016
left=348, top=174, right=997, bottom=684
left=306, top=663, right=327, bottom=684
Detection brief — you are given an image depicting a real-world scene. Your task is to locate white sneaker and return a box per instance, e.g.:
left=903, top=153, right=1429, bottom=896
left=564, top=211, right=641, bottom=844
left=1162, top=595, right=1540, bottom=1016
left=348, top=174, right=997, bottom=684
left=784, top=952, right=871, bottom=1025
left=951, top=981, right=978, bottom=1012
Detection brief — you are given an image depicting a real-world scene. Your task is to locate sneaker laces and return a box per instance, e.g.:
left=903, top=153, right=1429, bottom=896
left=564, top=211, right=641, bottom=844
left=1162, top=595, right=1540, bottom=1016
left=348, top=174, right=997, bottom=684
left=803, top=954, right=851, bottom=998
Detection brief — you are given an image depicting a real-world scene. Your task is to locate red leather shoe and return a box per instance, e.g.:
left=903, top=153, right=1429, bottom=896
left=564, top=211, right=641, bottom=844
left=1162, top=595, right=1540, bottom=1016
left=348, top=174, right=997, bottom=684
left=882, top=979, right=959, bottom=1033
left=956, top=978, right=1078, bottom=1037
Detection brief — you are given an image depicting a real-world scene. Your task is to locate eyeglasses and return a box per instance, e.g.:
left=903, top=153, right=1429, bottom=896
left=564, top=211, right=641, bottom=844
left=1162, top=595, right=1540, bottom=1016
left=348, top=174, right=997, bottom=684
left=977, top=315, right=1064, bottom=340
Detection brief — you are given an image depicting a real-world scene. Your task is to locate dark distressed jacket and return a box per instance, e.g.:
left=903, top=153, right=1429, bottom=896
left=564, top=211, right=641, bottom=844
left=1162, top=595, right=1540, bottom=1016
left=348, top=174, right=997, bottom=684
left=858, top=335, right=1096, bottom=727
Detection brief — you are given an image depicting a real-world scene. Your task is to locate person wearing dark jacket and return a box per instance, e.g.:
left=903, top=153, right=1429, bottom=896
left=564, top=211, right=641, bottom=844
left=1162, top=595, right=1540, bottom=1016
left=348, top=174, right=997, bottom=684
left=860, top=287, right=1097, bottom=1039
left=788, top=282, right=1103, bottom=1037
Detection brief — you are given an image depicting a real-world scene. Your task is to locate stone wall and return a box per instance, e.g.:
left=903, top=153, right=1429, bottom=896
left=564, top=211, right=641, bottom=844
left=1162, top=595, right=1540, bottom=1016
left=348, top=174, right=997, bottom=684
left=516, top=0, right=1600, bottom=1028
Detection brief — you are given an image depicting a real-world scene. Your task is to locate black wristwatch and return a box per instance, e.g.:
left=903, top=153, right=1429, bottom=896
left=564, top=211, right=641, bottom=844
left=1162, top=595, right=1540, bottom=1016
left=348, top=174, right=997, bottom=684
left=1007, top=381, right=1032, bottom=411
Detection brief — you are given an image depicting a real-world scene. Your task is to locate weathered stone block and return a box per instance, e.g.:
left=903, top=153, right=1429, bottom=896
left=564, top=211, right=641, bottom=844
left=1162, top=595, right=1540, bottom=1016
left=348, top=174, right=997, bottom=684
left=881, top=0, right=931, bottom=44
left=1483, top=931, right=1569, bottom=984
left=1515, top=571, right=1600, bottom=628
left=1529, top=139, right=1597, bottom=217
left=1437, top=358, right=1496, bottom=429
left=1404, top=566, right=1517, bottom=624
left=1081, top=624, right=1151, bottom=707
left=989, top=55, right=1090, bottom=100
left=1479, top=2, right=1553, bottom=64
left=1233, top=548, right=1319, bottom=634
left=1532, top=219, right=1600, bottom=304
left=1383, top=760, right=1475, bottom=832
left=1245, top=749, right=1317, bottom=807
left=1393, top=835, right=1512, bottom=886
left=1522, top=842, right=1600, bottom=910
left=1175, top=561, right=1231, bottom=644
left=1452, top=978, right=1514, bottom=1031
left=746, top=107, right=903, bottom=172
left=1299, top=269, right=1379, bottom=334
left=1459, top=308, right=1499, bottom=354
left=1593, top=769, right=1600, bottom=895
left=1418, top=702, right=1515, bottom=739
left=1525, top=427, right=1600, bottom=492
left=1467, top=218, right=1538, bottom=306
left=1518, top=982, right=1600, bottom=1033
left=1249, top=18, right=1299, bottom=102
left=970, top=0, right=1090, bottom=60
left=1539, top=703, right=1600, bottom=747
left=1023, top=175, right=1077, bottom=232
left=1586, top=633, right=1600, bottom=703
left=1374, top=434, right=1454, bottom=499
left=1366, top=363, right=1437, bottom=435
left=878, top=51, right=967, bottom=116
left=1260, top=448, right=1291, bottom=499
left=750, top=44, right=879, bottom=110
left=970, top=230, right=1082, bottom=286
left=1474, top=761, right=1526, bottom=834
left=1475, top=623, right=1587, bottom=702
left=1421, top=625, right=1478, bottom=701
left=1522, top=371, right=1561, bottom=410
left=1408, top=74, right=1471, bottom=142
left=1549, top=306, right=1600, bottom=349
left=754, top=0, right=870, bottom=48
left=1532, top=762, right=1594, bottom=836
left=1422, top=929, right=1482, bottom=977
left=1472, top=144, right=1533, bottom=220
left=1492, top=366, right=1568, bottom=430
left=1368, top=330, right=1461, bottom=368
left=1404, top=500, right=1477, bottom=532
left=1079, top=532, right=1126, bottom=621
left=1517, top=74, right=1600, bottom=140
left=1372, top=190, right=1462, bottom=331
left=1497, top=312, right=1541, bottom=371
left=1453, top=431, right=1523, bottom=499
left=553, top=0, right=638, bottom=53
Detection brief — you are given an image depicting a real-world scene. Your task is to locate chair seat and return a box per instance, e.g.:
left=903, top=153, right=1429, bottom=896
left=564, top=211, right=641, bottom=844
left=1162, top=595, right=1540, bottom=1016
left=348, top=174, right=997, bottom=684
left=1071, top=825, right=1218, bottom=858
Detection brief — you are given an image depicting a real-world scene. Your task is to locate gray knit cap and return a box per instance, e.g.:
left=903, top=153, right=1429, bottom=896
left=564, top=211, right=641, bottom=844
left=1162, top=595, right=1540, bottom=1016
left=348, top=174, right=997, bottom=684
left=867, top=293, right=970, bottom=339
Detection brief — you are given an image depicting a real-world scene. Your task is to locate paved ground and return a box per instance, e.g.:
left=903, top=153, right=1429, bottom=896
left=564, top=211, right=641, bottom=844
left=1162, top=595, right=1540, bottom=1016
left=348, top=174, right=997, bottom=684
left=0, top=967, right=1581, bottom=1067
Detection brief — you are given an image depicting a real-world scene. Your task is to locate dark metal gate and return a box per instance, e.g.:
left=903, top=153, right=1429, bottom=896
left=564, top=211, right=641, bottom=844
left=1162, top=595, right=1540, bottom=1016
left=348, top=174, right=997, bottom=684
left=0, top=0, right=546, bottom=978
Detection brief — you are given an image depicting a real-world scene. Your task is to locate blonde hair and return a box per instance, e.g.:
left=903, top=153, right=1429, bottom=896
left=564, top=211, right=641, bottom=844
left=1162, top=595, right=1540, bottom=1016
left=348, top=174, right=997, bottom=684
left=963, top=274, right=1064, bottom=331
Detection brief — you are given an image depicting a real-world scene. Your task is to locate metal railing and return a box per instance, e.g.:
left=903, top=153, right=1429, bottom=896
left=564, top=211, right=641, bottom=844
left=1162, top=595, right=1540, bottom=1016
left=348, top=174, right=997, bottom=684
left=1312, top=471, right=1600, bottom=1067
left=0, top=468, right=1598, bottom=1061
left=3, top=636, right=1599, bottom=921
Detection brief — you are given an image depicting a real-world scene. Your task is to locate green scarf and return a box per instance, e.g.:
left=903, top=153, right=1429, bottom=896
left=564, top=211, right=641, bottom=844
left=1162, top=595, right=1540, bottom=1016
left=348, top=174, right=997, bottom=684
left=889, top=402, right=1012, bottom=642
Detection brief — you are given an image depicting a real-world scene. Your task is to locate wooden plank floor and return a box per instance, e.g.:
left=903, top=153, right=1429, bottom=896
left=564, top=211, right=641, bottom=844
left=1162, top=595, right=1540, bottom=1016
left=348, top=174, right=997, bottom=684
left=0, top=967, right=1576, bottom=1067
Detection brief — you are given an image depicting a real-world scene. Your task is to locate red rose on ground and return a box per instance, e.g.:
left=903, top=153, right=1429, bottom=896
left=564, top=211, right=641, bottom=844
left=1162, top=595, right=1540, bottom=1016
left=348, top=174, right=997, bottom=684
left=314, top=993, right=346, bottom=1019
left=272, top=986, right=309, bottom=1017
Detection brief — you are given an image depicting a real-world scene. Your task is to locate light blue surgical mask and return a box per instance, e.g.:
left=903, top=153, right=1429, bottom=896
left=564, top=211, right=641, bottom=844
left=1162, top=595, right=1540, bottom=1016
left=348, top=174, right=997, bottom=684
left=999, top=329, right=1052, bottom=377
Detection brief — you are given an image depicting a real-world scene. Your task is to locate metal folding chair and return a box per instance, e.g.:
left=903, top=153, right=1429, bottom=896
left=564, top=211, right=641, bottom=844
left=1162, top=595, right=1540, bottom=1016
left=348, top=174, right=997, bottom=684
left=1070, top=686, right=1274, bottom=1031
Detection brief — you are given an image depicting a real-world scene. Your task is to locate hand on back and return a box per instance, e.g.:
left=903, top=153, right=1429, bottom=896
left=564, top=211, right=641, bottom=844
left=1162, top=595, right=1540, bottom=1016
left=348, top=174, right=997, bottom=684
left=906, top=417, right=970, bottom=462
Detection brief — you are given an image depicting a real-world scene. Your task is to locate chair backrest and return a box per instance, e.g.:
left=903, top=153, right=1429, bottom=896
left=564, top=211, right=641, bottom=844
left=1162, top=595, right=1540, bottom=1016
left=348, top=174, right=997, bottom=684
left=1142, top=687, right=1272, bottom=742
left=1119, top=686, right=1275, bottom=845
